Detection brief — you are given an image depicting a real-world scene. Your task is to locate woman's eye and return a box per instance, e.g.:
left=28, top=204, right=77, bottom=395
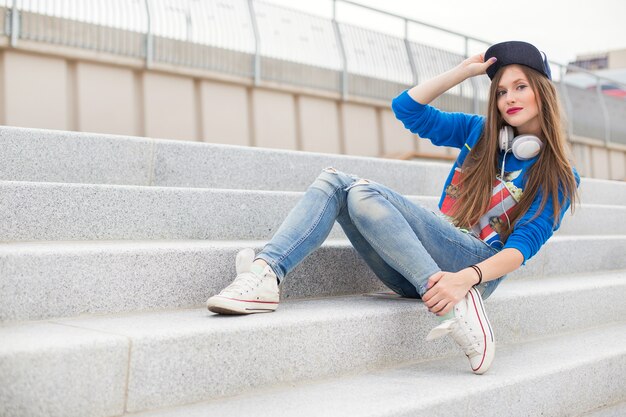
left=496, top=90, right=506, bottom=97
left=517, top=85, right=527, bottom=90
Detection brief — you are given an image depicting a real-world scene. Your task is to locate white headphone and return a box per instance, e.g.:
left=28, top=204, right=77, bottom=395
left=498, top=126, right=543, bottom=160
left=496, top=126, right=543, bottom=235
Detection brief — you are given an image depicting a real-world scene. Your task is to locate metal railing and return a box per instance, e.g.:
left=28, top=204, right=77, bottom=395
left=1, top=0, right=625, bottom=145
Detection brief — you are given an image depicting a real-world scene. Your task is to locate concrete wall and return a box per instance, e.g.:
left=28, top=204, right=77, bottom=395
left=571, top=137, right=626, bottom=180
left=75, top=62, right=138, bottom=135
left=2, top=51, right=67, bottom=130
left=200, top=81, right=250, bottom=147
left=299, top=95, right=341, bottom=154
left=0, top=45, right=623, bottom=180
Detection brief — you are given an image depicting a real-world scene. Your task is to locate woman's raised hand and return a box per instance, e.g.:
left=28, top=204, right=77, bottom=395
left=459, top=53, right=497, bottom=78
left=407, top=52, right=496, bottom=104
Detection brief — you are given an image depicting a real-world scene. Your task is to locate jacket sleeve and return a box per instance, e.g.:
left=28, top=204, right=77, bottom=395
left=391, top=90, right=484, bottom=150
left=503, top=168, right=581, bottom=265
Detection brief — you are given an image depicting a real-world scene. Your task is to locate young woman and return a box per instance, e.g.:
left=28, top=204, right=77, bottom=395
left=206, top=41, right=580, bottom=374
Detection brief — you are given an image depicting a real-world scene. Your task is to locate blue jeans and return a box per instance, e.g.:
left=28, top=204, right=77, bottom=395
left=255, top=167, right=505, bottom=300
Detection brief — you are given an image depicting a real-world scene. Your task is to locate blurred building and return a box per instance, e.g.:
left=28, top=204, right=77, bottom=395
left=566, top=48, right=626, bottom=99
left=570, top=48, right=626, bottom=70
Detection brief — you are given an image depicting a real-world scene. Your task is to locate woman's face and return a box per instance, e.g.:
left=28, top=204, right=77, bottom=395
left=496, top=65, right=541, bottom=136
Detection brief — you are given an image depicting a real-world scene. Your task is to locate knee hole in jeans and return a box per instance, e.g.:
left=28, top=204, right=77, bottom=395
left=345, top=178, right=370, bottom=192
left=323, top=167, right=367, bottom=181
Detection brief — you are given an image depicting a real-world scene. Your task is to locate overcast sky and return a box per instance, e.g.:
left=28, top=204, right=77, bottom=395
left=263, top=0, right=626, bottom=67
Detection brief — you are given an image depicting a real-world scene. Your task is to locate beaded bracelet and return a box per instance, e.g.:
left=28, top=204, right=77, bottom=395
left=469, top=264, right=483, bottom=286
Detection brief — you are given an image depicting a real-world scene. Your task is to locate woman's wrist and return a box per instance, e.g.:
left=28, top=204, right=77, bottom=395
left=463, top=266, right=482, bottom=286
left=453, top=64, right=473, bottom=81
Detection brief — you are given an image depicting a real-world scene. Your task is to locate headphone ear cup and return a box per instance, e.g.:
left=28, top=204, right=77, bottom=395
left=511, top=135, right=543, bottom=160
left=499, top=126, right=514, bottom=152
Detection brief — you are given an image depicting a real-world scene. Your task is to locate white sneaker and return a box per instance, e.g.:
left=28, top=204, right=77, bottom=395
left=425, top=287, right=495, bottom=374
left=206, top=248, right=279, bottom=315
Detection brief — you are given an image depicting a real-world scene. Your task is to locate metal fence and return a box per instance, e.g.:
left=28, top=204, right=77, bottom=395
left=1, top=0, right=625, bottom=145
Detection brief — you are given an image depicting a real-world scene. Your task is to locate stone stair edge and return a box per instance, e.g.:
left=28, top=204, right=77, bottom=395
left=0, top=235, right=624, bottom=258
left=0, top=125, right=452, bottom=169
left=577, top=400, right=626, bottom=417
left=1, top=179, right=625, bottom=206
left=1, top=267, right=623, bottom=330
left=0, top=179, right=439, bottom=197
left=1, top=267, right=621, bottom=328
left=1, top=125, right=624, bottom=187
left=1, top=180, right=623, bottom=242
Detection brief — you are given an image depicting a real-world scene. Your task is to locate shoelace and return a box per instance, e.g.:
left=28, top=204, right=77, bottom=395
left=427, top=318, right=480, bottom=357
left=450, top=319, right=480, bottom=357
left=223, top=272, right=262, bottom=294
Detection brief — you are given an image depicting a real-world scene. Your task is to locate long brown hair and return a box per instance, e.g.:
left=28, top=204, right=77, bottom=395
left=448, top=65, right=579, bottom=243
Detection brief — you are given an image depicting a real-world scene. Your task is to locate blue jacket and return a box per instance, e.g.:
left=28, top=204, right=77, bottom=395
left=391, top=90, right=580, bottom=265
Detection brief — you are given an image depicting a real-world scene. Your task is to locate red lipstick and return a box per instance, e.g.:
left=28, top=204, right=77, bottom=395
left=507, top=107, right=522, bottom=115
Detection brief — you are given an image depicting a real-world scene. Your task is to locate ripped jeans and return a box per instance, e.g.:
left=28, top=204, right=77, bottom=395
left=254, top=168, right=505, bottom=299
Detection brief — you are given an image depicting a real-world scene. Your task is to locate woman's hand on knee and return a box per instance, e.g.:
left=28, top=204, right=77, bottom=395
left=423, top=271, right=472, bottom=316
left=426, top=271, right=446, bottom=291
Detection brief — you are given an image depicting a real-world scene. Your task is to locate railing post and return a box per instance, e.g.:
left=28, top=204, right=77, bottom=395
left=247, top=0, right=261, bottom=86
left=404, top=19, right=418, bottom=86
left=595, top=77, right=612, bottom=146
left=558, top=65, right=575, bottom=140
left=332, top=0, right=348, bottom=100
left=144, top=0, right=153, bottom=68
left=469, top=76, right=479, bottom=115
left=10, top=0, right=20, bottom=47
left=465, top=37, right=479, bottom=114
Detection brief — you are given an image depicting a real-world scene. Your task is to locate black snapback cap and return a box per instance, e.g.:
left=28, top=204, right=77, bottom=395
left=484, top=41, right=552, bottom=81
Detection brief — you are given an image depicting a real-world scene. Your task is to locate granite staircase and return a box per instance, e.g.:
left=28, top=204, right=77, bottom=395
left=1, top=126, right=625, bottom=417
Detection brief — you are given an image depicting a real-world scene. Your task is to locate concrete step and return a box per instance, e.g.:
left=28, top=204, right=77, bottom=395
left=0, top=239, right=384, bottom=322
left=556, top=203, right=626, bottom=235
left=0, top=180, right=436, bottom=242
left=1, top=271, right=624, bottom=416
left=1, top=181, right=623, bottom=242
left=126, top=322, right=626, bottom=417
left=1, top=126, right=622, bottom=205
left=0, top=126, right=450, bottom=196
left=578, top=178, right=626, bottom=206
left=1, top=238, right=624, bottom=322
